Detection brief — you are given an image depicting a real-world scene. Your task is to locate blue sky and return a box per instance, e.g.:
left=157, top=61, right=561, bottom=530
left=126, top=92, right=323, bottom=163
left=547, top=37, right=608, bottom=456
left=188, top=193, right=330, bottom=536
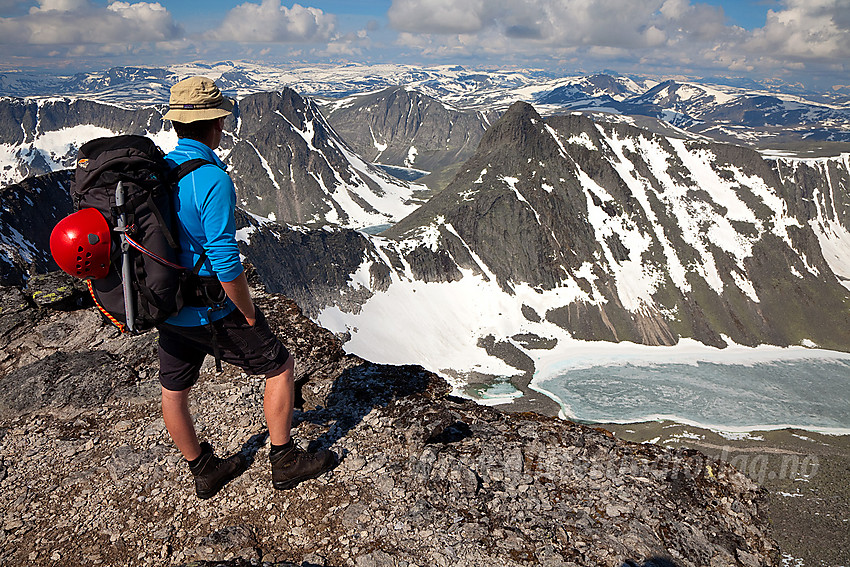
left=0, top=0, right=847, bottom=91
left=164, top=0, right=778, bottom=30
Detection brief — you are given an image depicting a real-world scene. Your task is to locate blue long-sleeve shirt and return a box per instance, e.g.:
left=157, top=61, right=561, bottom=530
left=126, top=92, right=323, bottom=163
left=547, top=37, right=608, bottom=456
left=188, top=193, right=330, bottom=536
left=164, top=138, right=240, bottom=327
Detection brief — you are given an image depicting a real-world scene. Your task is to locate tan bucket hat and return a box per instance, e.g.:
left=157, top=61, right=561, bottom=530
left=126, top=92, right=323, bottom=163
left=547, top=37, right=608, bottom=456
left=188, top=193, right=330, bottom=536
left=163, top=76, right=234, bottom=123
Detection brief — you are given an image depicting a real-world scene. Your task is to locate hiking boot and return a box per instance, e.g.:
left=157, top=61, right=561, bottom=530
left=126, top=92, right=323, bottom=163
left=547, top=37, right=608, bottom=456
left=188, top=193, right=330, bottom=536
left=270, top=442, right=336, bottom=490
left=189, top=442, right=246, bottom=499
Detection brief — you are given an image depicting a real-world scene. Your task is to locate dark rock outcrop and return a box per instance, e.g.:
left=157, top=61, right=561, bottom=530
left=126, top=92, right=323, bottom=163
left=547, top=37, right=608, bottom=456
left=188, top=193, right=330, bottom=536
left=0, top=170, right=74, bottom=286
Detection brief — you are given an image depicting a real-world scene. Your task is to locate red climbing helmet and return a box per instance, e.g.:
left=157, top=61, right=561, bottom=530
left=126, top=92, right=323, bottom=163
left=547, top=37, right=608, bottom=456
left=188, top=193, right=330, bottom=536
left=50, top=208, right=112, bottom=280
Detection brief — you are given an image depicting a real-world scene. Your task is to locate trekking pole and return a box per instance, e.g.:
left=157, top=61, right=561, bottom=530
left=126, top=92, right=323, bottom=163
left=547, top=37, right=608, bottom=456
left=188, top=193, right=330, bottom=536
left=115, top=181, right=136, bottom=333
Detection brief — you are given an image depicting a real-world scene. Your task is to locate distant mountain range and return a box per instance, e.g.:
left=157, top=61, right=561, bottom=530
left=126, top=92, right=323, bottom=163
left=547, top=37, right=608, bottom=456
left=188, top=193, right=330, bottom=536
left=2, top=62, right=848, bottom=154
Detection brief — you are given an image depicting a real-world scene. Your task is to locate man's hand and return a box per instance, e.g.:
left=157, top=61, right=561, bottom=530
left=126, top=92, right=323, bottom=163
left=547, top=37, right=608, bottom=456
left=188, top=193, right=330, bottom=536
left=219, top=271, right=256, bottom=325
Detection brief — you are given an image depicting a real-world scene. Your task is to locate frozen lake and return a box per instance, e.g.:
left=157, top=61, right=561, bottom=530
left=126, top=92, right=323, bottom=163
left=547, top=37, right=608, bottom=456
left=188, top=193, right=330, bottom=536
left=529, top=346, right=850, bottom=434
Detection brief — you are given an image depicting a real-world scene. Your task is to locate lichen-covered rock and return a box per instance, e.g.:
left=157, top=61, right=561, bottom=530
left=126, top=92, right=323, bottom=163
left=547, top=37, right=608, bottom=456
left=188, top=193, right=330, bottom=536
left=25, top=271, right=88, bottom=309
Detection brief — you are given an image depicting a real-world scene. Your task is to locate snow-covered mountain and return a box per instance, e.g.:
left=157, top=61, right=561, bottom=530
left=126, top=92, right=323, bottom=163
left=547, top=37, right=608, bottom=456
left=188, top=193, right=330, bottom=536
left=0, top=62, right=548, bottom=107
left=622, top=80, right=850, bottom=143
left=535, top=73, right=653, bottom=107
left=0, top=97, right=169, bottom=188
left=4, top=94, right=849, bottom=389
left=2, top=64, right=849, bottom=388
left=225, top=88, right=424, bottom=227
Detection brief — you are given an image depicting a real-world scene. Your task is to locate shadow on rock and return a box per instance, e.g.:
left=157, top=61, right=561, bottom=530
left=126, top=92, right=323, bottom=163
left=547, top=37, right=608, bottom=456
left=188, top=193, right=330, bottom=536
left=623, top=557, right=682, bottom=567
left=238, top=430, right=270, bottom=468
left=297, top=360, right=450, bottom=455
left=0, top=350, right=140, bottom=420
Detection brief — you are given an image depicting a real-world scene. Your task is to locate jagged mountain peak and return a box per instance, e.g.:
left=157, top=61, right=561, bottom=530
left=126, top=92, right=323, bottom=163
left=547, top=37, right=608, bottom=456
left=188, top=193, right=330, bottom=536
left=0, top=86, right=423, bottom=231
left=235, top=87, right=317, bottom=138
left=501, top=99, right=538, bottom=118
left=225, top=87, right=423, bottom=228
left=475, top=101, right=553, bottom=157
left=324, top=84, right=449, bottom=119
left=382, top=103, right=600, bottom=290
left=386, top=102, right=605, bottom=229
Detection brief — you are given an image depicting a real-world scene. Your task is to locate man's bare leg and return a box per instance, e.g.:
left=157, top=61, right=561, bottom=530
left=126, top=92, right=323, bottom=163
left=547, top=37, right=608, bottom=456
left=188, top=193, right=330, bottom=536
left=265, top=354, right=335, bottom=489
left=161, top=386, right=202, bottom=461
left=264, top=355, right=296, bottom=446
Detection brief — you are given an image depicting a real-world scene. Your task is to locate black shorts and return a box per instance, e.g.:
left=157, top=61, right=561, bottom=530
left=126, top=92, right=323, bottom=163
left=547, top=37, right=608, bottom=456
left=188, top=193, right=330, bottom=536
left=157, top=307, right=291, bottom=391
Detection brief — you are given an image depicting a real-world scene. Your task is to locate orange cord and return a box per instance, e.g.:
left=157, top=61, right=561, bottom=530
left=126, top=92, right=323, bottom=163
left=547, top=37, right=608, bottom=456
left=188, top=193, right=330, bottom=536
left=86, top=279, right=127, bottom=333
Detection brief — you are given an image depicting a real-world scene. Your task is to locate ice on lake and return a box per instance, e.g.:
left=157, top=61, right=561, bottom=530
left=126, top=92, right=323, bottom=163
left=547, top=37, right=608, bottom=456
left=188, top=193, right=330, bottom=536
left=532, top=354, right=850, bottom=434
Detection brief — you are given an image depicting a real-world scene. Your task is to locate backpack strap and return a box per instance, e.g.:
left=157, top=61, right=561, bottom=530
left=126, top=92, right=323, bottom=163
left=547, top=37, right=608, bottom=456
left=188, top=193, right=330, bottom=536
left=120, top=158, right=217, bottom=268
left=146, top=193, right=180, bottom=250
left=111, top=158, right=215, bottom=250
left=173, top=159, right=226, bottom=370
left=191, top=254, right=207, bottom=275
left=171, top=158, right=214, bottom=183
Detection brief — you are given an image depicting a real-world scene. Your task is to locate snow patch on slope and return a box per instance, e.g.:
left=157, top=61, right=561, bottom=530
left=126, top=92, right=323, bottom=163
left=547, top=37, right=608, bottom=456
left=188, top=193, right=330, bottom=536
left=317, top=252, right=587, bottom=396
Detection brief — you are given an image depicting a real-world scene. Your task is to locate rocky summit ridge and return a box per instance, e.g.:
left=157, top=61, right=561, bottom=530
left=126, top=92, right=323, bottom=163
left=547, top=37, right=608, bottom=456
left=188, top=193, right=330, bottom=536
left=0, top=269, right=778, bottom=567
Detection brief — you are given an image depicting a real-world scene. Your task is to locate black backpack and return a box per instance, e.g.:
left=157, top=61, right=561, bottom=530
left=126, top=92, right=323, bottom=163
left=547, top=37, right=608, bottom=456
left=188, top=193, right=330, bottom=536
left=70, top=134, right=222, bottom=333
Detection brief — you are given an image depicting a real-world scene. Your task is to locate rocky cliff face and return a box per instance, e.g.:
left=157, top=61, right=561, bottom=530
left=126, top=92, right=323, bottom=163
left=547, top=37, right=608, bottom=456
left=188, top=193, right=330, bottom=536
left=0, top=269, right=779, bottom=567
left=368, top=102, right=850, bottom=351
left=0, top=170, right=73, bottom=286
left=0, top=97, right=165, bottom=186
left=320, top=86, right=497, bottom=189
left=226, top=89, right=423, bottom=227
left=220, top=104, right=850, bottom=385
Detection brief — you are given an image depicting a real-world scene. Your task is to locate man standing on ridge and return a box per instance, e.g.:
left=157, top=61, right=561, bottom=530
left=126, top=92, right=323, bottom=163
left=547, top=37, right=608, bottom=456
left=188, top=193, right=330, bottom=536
left=158, top=75, right=336, bottom=499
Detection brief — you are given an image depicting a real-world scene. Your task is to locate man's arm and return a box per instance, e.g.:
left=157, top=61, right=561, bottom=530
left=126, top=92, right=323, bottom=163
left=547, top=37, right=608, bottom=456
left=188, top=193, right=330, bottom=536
left=194, top=167, right=255, bottom=324
left=220, top=271, right=257, bottom=326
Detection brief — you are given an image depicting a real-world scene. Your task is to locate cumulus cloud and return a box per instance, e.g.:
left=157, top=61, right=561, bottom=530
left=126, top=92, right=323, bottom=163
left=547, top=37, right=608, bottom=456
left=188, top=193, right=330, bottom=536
left=0, top=0, right=182, bottom=44
left=29, top=0, right=89, bottom=11
left=744, top=0, right=850, bottom=60
left=387, top=0, right=848, bottom=81
left=388, top=0, right=728, bottom=49
left=216, top=0, right=336, bottom=43
left=388, top=0, right=486, bottom=34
